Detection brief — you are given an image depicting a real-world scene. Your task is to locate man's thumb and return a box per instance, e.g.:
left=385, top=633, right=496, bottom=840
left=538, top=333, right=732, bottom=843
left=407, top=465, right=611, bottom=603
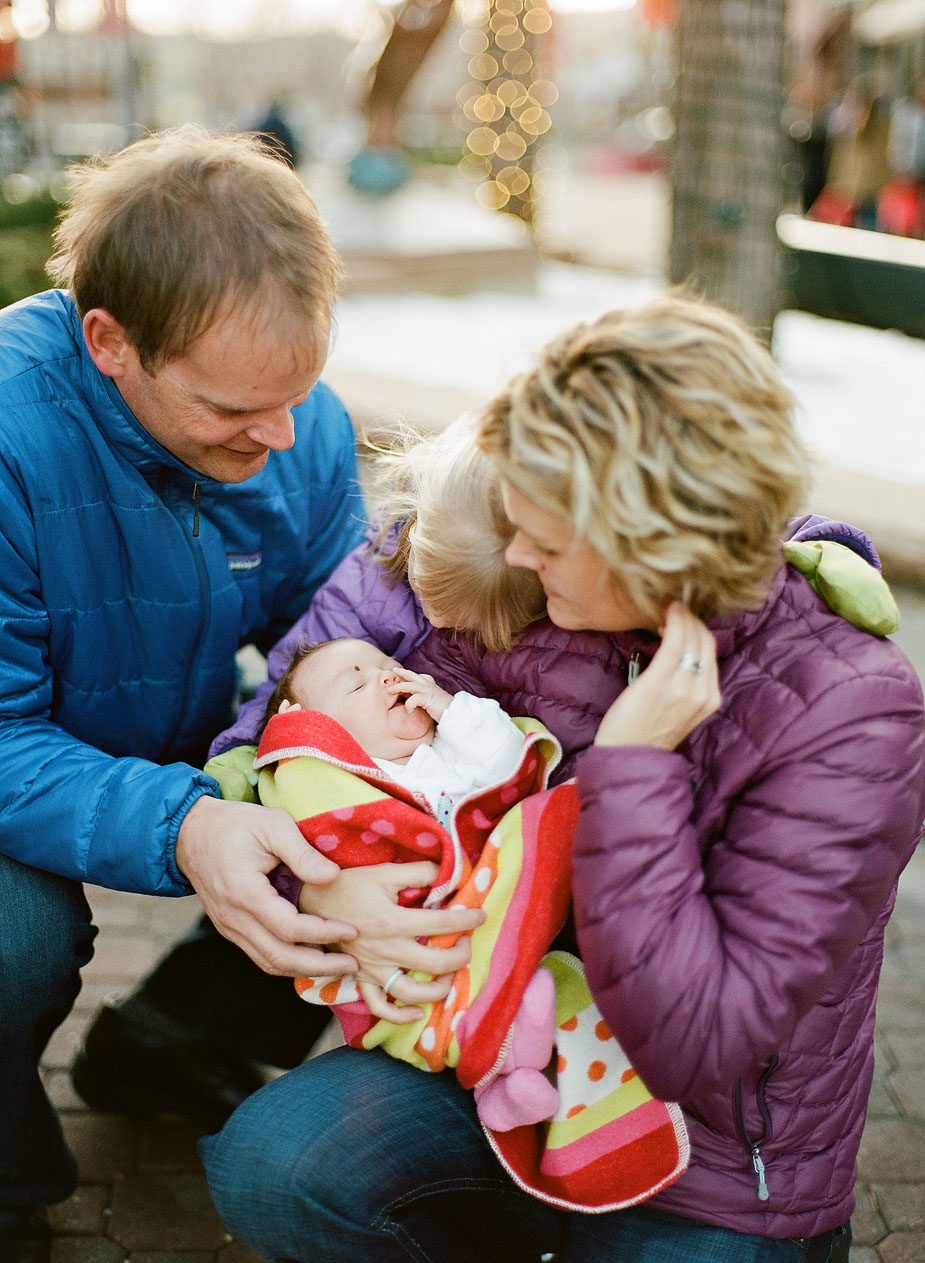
left=271, top=819, right=340, bottom=885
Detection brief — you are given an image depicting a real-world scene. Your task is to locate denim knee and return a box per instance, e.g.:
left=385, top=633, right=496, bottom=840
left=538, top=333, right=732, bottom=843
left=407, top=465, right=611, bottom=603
left=200, top=1047, right=566, bottom=1263
left=0, top=854, right=95, bottom=1028
left=201, top=1051, right=400, bottom=1250
left=200, top=1073, right=337, bottom=1259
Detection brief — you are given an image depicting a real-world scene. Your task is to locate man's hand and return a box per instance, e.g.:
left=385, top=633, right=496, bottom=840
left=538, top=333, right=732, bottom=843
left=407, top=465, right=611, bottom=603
left=175, top=795, right=358, bottom=978
left=301, top=862, right=486, bottom=1024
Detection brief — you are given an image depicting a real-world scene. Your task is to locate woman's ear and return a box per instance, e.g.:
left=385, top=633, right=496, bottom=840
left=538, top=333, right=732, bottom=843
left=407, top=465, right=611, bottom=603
left=82, top=308, right=139, bottom=380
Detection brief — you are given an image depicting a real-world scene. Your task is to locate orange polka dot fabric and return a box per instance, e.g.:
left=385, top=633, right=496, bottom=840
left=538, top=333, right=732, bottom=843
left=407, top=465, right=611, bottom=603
left=478, top=951, right=690, bottom=1213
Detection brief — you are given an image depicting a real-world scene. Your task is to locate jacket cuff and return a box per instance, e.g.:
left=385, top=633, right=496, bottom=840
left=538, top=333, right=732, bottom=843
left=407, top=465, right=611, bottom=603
left=165, top=778, right=221, bottom=891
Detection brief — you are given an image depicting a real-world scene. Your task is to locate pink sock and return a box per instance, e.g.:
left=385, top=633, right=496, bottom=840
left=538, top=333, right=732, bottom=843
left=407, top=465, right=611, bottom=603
left=504, top=966, right=556, bottom=1072
left=474, top=968, right=561, bottom=1132
left=476, top=1067, right=560, bottom=1132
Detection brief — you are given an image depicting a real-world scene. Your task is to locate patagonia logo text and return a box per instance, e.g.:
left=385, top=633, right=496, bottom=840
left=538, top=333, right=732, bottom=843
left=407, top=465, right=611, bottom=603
left=227, top=551, right=263, bottom=572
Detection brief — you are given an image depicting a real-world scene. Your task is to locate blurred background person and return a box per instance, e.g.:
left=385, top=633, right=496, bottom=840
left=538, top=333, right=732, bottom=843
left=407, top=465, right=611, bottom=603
left=810, top=74, right=891, bottom=230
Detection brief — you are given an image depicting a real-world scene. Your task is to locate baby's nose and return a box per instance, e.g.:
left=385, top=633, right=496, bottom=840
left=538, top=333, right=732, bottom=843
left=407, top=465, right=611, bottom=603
left=378, top=669, right=399, bottom=687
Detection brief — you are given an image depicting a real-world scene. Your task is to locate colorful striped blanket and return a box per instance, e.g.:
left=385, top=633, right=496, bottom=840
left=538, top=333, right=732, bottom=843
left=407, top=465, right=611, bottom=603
left=207, top=710, right=689, bottom=1211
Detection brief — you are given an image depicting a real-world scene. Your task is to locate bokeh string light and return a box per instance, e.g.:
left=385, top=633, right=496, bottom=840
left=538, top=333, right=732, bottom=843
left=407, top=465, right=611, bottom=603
left=457, top=0, right=555, bottom=225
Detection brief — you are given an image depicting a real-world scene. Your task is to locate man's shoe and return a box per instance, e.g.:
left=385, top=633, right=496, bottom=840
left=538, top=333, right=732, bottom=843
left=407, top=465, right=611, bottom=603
left=0, top=1208, right=51, bottom=1263
left=70, top=1001, right=265, bottom=1133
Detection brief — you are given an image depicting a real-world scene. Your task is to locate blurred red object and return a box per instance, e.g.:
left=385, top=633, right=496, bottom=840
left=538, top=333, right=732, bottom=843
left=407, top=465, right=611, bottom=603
left=808, top=186, right=856, bottom=227
left=640, top=0, right=677, bottom=28
left=878, top=178, right=925, bottom=238
left=0, top=1, right=18, bottom=82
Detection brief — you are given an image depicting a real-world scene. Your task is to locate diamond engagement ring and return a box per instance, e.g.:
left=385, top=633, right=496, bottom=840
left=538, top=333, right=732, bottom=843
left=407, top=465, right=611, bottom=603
left=381, top=968, right=405, bottom=998
left=678, top=653, right=705, bottom=674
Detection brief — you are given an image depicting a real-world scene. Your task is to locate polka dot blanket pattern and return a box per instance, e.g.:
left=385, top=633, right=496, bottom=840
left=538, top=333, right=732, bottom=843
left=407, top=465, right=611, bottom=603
left=479, top=951, right=690, bottom=1212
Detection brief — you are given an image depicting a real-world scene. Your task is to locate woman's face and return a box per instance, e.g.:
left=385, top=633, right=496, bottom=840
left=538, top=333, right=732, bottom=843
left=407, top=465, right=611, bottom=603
left=501, top=482, right=659, bottom=634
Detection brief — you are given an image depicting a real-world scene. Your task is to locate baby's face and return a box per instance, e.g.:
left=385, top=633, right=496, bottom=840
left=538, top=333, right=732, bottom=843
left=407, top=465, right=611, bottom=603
left=289, top=639, right=435, bottom=761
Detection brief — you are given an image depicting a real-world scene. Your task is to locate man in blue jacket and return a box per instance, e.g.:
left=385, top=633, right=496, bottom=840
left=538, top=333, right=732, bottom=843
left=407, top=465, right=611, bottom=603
left=0, top=126, right=369, bottom=1262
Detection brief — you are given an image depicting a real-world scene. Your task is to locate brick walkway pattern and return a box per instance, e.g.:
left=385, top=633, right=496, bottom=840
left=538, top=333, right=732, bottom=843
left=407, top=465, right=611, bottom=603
left=42, top=891, right=261, bottom=1263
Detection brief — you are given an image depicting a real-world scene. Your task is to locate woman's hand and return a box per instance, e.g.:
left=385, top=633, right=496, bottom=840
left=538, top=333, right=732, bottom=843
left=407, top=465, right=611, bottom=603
left=300, top=862, right=486, bottom=1024
left=595, top=602, right=721, bottom=750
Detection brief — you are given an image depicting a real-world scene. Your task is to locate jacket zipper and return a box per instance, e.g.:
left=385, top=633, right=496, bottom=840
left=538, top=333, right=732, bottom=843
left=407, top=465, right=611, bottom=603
left=627, top=649, right=642, bottom=682
left=734, top=1052, right=778, bottom=1202
left=159, top=472, right=209, bottom=756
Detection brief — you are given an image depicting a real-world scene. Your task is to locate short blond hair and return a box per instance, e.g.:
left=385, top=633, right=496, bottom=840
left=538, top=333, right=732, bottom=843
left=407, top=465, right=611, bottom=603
left=47, top=125, right=341, bottom=371
left=477, top=293, right=810, bottom=623
left=373, top=419, right=546, bottom=652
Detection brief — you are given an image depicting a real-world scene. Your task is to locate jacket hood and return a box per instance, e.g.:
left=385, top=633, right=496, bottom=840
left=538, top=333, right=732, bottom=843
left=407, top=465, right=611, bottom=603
left=787, top=512, right=881, bottom=568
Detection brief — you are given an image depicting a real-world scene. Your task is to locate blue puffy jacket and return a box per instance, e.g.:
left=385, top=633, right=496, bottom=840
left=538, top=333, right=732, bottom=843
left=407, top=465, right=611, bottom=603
left=0, top=290, right=365, bottom=895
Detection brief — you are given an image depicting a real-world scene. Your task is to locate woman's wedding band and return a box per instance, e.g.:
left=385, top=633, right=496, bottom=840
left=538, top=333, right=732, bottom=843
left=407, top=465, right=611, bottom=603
left=382, top=968, right=405, bottom=998
left=678, top=653, right=705, bottom=674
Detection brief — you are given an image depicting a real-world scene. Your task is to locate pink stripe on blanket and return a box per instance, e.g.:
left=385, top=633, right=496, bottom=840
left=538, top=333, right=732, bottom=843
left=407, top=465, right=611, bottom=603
left=540, top=1098, right=675, bottom=1177
left=456, top=794, right=542, bottom=1040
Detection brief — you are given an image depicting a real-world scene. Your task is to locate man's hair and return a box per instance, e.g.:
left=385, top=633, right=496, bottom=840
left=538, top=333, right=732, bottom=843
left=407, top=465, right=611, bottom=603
left=477, top=292, right=811, bottom=624
left=47, top=125, right=341, bottom=371
left=260, top=639, right=341, bottom=735
left=372, top=418, right=546, bottom=653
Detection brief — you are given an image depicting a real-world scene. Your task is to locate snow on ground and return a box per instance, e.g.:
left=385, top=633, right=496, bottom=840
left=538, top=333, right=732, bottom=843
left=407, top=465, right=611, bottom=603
left=329, top=263, right=925, bottom=488
left=773, top=309, right=925, bottom=487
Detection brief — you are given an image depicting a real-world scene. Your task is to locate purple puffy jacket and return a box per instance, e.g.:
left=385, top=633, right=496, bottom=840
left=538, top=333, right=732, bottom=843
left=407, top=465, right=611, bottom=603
left=210, top=516, right=925, bottom=1240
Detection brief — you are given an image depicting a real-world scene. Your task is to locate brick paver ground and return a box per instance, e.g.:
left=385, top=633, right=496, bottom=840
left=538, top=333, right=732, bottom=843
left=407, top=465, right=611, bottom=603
left=41, top=890, right=264, bottom=1263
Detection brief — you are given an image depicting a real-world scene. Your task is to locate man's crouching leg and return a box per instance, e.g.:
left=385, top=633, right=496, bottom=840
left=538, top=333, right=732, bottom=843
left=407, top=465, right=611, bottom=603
left=0, top=855, right=97, bottom=1256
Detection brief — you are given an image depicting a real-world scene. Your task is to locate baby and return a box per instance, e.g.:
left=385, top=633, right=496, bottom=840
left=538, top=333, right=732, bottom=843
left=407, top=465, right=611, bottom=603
left=256, top=633, right=566, bottom=1133
left=262, top=635, right=526, bottom=829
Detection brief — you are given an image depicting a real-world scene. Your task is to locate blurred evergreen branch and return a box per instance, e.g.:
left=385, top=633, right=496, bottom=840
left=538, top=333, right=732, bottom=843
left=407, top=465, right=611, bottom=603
left=0, top=188, right=59, bottom=229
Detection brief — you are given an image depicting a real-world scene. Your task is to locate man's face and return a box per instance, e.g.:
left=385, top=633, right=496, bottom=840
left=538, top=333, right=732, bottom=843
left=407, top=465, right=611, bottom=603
left=291, top=639, right=435, bottom=761
left=113, top=307, right=327, bottom=483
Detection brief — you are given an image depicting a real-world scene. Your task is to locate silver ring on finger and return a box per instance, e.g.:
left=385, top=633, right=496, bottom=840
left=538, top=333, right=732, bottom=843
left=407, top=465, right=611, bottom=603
left=381, top=968, right=405, bottom=998
left=678, top=652, right=705, bottom=674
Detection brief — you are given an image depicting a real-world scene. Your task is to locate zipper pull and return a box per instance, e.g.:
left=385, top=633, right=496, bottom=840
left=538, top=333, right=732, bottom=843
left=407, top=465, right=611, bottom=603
left=751, top=1147, right=769, bottom=1202
left=627, top=650, right=642, bottom=683
left=192, top=483, right=201, bottom=538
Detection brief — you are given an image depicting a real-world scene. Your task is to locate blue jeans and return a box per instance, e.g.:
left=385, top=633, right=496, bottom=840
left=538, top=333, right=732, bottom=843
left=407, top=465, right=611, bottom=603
left=0, top=853, right=96, bottom=1206
left=201, top=1046, right=826, bottom=1263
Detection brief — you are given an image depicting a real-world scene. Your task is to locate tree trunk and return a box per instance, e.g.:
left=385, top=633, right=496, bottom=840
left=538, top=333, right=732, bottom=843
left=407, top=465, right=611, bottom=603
left=669, top=0, right=788, bottom=339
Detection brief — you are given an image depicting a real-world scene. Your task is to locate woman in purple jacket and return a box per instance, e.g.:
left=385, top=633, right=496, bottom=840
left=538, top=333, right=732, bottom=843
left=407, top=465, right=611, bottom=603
left=201, top=294, right=925, bottom=1262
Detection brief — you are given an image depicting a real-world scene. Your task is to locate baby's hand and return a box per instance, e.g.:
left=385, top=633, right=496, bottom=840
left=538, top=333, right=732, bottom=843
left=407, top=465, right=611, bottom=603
left=386, top=666, right=453, bottom=722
